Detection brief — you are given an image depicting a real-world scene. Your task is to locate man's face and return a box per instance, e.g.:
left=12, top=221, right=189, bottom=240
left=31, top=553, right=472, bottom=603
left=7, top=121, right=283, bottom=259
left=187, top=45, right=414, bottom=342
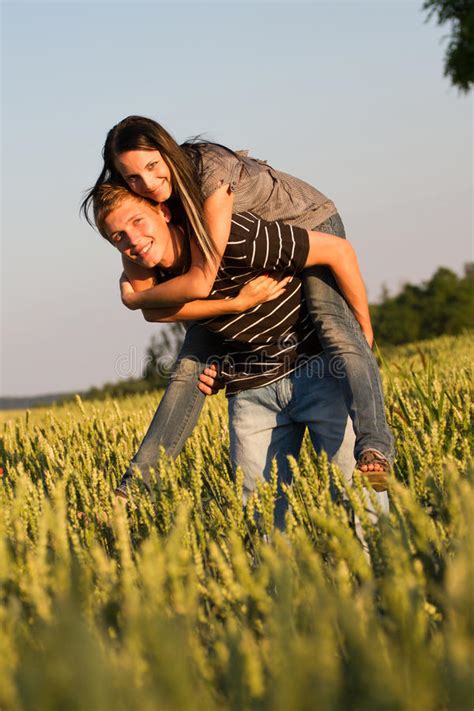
left=104, top=198, right=173, bottom=269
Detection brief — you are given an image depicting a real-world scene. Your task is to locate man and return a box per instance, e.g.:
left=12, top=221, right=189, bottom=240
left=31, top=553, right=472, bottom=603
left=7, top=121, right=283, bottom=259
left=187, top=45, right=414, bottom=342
left=93, top=184, right=389, bottom=527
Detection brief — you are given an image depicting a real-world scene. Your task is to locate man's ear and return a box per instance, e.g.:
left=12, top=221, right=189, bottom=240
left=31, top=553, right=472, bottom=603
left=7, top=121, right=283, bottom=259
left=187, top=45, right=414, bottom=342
left=160, top=203, right=172, bottom=223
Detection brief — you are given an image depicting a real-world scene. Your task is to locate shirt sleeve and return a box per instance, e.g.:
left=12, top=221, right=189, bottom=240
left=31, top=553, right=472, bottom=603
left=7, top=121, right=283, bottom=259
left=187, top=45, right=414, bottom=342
left=199, top=144, right=243, bottom=201
left=235, top=216, right=309, bottom=273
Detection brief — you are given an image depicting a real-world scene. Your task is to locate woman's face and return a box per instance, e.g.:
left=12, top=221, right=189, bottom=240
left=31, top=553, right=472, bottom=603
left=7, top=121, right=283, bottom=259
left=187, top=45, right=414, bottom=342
left=115, top=149, right=172, bottom=203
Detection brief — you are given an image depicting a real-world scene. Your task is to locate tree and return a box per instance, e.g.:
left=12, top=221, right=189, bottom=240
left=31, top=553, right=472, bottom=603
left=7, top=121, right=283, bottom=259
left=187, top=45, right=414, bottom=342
left=370, top=265, right=474, bottom=345
left=422, top=0, right=474, bottom=92
left=143, top=323, right=185, bottom=386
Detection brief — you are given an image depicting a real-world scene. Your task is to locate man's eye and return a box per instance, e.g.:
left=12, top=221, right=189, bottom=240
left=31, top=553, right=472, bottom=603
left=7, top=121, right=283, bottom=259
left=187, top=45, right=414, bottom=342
left=128, top=176, right=137, bottom=183
left=134, top=218, right=143, bottom=226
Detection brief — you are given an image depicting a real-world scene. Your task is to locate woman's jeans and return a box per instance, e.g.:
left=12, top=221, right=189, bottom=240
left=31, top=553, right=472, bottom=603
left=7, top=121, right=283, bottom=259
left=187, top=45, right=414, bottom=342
left=116, top=212, right=394, bottom=497
left=303, top=213, right=394, bottom=464
left=117, top=325, right=224, bottom=495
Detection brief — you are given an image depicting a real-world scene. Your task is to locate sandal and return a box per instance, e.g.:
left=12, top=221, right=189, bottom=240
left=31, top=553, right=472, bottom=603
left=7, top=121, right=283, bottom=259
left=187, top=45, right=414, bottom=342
left=356, top=449, right=390, bottom=492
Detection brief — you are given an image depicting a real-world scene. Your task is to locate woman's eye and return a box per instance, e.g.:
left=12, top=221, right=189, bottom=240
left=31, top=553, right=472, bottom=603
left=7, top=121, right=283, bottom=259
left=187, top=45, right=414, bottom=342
left=148, top=161, right=158, bottom=169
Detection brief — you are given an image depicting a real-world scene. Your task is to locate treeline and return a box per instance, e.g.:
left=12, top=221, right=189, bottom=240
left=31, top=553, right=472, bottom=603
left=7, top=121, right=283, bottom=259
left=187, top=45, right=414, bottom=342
left=370, top=264, right=473, bottom=345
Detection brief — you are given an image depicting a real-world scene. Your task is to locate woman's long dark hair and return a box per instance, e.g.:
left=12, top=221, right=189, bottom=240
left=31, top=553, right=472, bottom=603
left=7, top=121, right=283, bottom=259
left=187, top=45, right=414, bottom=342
left=81, top=115, right=221, bottom=264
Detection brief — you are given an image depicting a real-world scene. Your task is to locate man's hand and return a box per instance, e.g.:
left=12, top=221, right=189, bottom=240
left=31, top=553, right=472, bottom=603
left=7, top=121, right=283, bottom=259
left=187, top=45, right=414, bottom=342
left=198, top=364, right=225, bottom=396
left=233, top=273, right=292, bottom=313
left=360, top=321, right=374, bottom=349
left=120, top=272, right=139, bottom=310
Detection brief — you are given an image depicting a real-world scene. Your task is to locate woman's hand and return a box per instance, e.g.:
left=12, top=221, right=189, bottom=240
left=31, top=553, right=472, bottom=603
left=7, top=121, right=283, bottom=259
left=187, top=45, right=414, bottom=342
left=120, top=272, right=139, bottom=310
left=232, top=273, right=292, bottom=313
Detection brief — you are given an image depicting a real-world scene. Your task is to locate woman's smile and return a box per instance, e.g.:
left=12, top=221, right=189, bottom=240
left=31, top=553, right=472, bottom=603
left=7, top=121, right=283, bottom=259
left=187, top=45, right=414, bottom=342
left=145, top=178, right=167, bottom=200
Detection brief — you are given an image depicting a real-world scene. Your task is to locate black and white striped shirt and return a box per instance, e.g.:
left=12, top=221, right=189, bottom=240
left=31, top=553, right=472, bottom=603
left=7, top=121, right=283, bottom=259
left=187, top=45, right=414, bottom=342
left=201, top=212, right=322, bottom=395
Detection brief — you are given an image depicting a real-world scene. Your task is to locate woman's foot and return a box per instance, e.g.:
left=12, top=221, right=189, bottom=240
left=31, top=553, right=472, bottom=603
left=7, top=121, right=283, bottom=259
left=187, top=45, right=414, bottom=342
left=356, top=449, right=390, bottom=492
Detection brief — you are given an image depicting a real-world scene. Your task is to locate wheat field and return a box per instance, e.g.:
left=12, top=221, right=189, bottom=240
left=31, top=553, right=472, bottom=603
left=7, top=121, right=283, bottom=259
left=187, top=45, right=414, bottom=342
left=0, top=334, right=472, bottom=711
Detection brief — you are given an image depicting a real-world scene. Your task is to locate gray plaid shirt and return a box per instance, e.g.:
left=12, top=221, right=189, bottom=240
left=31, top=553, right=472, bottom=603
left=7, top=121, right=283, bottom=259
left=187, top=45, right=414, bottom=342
left=198, top=144, right=337, bottom=231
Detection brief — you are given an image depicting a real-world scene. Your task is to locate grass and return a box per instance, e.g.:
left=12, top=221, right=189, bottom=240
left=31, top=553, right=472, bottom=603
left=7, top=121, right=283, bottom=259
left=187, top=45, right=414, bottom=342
left=0, top=333, right=473, bottom=710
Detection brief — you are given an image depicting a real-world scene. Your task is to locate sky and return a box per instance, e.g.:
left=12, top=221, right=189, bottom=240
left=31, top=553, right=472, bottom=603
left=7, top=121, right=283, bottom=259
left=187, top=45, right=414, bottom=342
left=1, top=0, right=472, bottom=397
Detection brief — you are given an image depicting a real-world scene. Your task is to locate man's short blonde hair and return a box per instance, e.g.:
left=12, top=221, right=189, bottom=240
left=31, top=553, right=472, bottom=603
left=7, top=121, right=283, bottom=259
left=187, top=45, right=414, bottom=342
left=93, top=183, right=153, bottom=240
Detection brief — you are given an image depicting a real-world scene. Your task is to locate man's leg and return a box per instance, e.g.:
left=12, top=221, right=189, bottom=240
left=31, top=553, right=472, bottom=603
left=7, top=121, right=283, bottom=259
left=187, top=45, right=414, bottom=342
left=228, top=378, right=305, bottom=530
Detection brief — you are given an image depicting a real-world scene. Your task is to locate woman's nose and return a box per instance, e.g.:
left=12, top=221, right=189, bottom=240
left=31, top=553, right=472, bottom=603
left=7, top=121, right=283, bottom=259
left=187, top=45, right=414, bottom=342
left=140, top=174, right=154, bottom=191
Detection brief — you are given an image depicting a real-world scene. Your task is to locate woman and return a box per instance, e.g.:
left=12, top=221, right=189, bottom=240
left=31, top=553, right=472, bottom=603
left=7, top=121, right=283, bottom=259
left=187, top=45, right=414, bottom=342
left=81, top=115, right=394, bottom=494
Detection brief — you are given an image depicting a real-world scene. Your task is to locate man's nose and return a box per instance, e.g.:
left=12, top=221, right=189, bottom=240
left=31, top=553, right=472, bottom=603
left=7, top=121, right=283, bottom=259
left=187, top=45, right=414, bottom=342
left=127, top=229, right=141, bottom=248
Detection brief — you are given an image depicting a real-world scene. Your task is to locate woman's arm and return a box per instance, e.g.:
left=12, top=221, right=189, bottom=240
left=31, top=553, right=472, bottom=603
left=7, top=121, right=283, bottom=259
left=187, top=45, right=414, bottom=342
left=121, top=272, right=292, bottom=323
left=305, top=232, right=373, bottom=343
left=142, top=299, right=238, bottom=323
left=121, top=255, right=157, bottom=291
left=123, top=184, right=235, bottom=310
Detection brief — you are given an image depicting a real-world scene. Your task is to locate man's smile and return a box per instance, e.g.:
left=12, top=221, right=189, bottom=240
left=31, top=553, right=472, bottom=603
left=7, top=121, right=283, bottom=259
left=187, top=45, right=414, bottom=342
left=104, top=197, right=180, bottom=270
left=134, top=241, right=153, bottom=258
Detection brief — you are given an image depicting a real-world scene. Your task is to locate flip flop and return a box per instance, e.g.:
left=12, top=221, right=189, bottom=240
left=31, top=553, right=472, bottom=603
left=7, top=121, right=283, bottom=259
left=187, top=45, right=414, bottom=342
left=356, top=449, right=390, bottom=492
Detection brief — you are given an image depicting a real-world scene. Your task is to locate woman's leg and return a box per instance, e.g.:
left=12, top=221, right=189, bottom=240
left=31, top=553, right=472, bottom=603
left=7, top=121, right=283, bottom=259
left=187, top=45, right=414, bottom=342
left=291, top=358, right=390, bottom=515
left=303, top=213, right=395, bottom=465
left=116, top=323, right=224, bottom=496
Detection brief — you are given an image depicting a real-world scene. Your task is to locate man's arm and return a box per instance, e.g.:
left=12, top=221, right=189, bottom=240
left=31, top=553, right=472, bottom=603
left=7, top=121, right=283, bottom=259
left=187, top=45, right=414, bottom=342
left=198, top=363, right=224, bottom=396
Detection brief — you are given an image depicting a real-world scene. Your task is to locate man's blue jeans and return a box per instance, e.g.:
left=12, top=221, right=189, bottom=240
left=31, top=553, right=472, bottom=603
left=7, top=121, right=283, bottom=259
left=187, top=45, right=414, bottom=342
left=228, top=355, right=390, bottom=530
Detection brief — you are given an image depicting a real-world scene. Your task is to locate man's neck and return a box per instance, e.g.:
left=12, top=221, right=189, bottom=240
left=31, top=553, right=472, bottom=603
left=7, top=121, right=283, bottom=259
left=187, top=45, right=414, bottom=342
left=160, top=223, right=188, bottom=272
